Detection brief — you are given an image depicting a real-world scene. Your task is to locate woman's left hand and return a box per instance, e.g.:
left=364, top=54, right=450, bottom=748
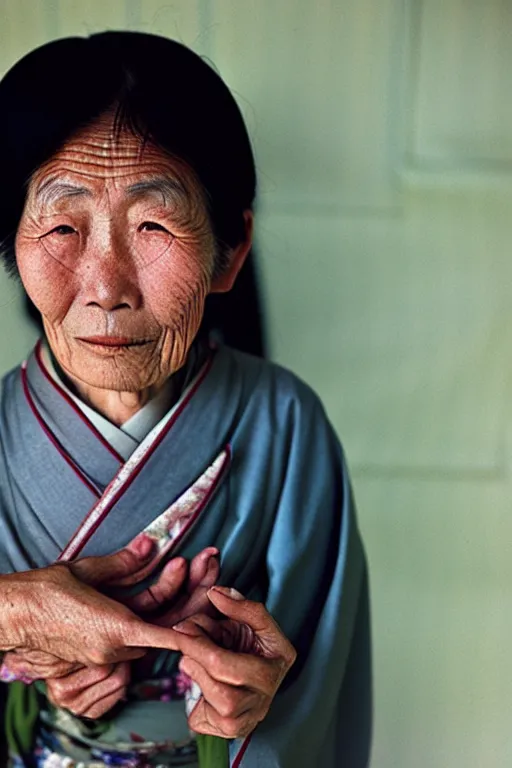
left=174, top=587, right=297, bottom=739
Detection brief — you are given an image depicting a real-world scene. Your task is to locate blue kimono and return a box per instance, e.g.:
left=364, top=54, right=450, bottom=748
left=0, top=340, right=371, bottom=767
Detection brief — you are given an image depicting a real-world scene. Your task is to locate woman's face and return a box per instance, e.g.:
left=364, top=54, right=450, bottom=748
left=15, top=114, right=221, bottom=393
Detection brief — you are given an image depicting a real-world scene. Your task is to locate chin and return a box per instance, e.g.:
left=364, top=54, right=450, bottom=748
left=65, top=359, right=155, bottom=393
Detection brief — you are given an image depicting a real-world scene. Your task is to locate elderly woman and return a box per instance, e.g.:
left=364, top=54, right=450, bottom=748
left=0, top=31, right=369, bottom=768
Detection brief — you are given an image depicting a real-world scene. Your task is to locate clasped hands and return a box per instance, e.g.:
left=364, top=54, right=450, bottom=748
left=0, top=535, right=296, bottom=739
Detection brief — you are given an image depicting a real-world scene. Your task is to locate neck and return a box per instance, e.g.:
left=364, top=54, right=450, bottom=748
left=44, top=347, right=167, bottom=426
left=64, top=380, right=161, bottom=426
left=44, top=340, right=203, bottom=427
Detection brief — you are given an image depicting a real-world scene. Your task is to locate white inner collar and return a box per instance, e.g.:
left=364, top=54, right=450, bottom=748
left=40, top=343, right=180, bottom=460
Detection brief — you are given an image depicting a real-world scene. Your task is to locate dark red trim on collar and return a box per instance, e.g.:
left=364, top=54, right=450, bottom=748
left=57, top=350, right=216, bottom=561
left=21, top=361, right=101, bottom=499
left=34, top=340, right=124, bottom=464
left=233, top=733, right=253, bottom=767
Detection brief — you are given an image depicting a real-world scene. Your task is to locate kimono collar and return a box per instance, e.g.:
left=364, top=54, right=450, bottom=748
left=39, top=341, right=205, bottom=460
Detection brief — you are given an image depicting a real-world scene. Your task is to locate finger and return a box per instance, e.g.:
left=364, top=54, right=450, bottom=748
left=81, top=686, right=128, bottom=719
left=188, top=696, right=258, bottom=739
left=0, top=651, right=39, bottom=684
left=116, top=620, right=184, bottom=654
left=69, top=663, right=130, bottom=717
left=174, top=614, right=223, bottom=641
left=207, top=588, right=297, bottom=663
left=179, top=614, right=259, bottom=654
left=85, top=645, right=146, bottom=666
left=70, top=534, right=155, bottom=587
left=48, top=663, right=129, bottom=715
left=2, top=650, right=81, bottom=681
left=47, top=664, right=116, bottom=706
left=144, top=557, right=187, bottom=607
left=4, top=649, right=59, bottom=666
left=172, top=624, right=283, bottom=695
left=122, top=557, right=187, bottom=612
left=155, top=552, right=220, bottom=628
left=179, top=656, right=263, bottom=720
left=155, top=582, right=214, bottom=628
left=108, top=541, right=214, bottom=593
left=206, top=587, right=273, bottom=633
left=188, top=548, right=219, bottom=593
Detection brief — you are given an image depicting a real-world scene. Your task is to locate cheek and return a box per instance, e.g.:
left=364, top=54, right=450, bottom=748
left=142, top=243, right=213, bottom=324
left=16, top=239, right=74, bottom=322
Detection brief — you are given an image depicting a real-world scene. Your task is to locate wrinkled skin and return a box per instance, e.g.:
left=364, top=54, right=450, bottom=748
left=2, top=113, right=295, bottom=737
left=175, top=588, right=297, bottom=739
left=0, top=539, right=185, bottom=671
left=15, top=112, right=251, bottom=424
left=2, top=539, right=221, bottom=718
left=0, top=544, right=297, bottom=736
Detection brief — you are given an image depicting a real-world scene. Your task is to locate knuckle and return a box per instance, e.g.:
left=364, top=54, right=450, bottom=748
left=67, top=701, right=86, bottom=716
left=87, top=689, right=124, bottom=719
left=113, top=548, right=135, bottom=571
left=188, top=711, right=206, bottom=735
left=46, top=687, right=59, bottom=707
left=229, top=671, right=245, bottom=687
left=113, top=663, right=130, bottom=686
left=83, top=705, right=99, bottom=719
left=286, top=642, right=298, bottom=666
left=50, top=679, right=65, bottom=697
left=206, top=649, right=220, bottom=672
left=87, top=648, right=109, bottom=665
left=47, top=681, right=69, bottom=705
left=221, top=717, right=247, bottom=739
left=253, top=600, right=267, bottom=617
left=217, top=689, right=239, bottom=719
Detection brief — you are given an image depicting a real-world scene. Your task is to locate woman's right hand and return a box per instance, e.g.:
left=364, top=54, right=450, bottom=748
left=0, top=538, right=220, bottom=719
left=0, top=536, right=186, bottom=671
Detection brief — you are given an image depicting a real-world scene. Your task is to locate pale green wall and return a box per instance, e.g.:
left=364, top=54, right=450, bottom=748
left=1, top=2, right=511, bottom=766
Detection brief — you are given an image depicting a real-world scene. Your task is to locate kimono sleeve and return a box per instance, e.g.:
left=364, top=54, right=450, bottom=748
left=229, top=391, right=372, bottom=768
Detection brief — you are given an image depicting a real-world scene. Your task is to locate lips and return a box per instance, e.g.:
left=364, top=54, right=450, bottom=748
left=77, top=336, right=152, bottom=347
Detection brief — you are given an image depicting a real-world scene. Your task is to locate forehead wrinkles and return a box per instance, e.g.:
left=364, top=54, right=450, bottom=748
left=32, top=115, right=187, bottom=183
left=35, top=146, right=178, bottom=182
left=26, top=119, right=211, bottom=227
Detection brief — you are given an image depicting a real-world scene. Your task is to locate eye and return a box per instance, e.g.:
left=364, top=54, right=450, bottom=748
left=45, top=225, right=77, bottom=236
left=139, top=221, right=169, bottom=233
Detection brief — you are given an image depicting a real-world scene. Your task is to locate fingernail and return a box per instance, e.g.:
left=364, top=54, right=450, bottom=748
left=173, top=621, right=197, bottom=636
left=132, top=534, right=154, bottom=558
left=207, top=547, right=220, bottom=558
left=209, top=586, right=245, bottom=601
left=167, top=557, right=186, bottom=571
left=200, top=547, right=219, bottom=563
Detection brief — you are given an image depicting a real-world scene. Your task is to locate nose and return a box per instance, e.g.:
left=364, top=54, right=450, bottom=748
left=80, top=231, right=142, bottom=312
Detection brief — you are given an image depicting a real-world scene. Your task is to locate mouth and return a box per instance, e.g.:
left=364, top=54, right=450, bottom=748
left=76, top=336, right=154, bottom=352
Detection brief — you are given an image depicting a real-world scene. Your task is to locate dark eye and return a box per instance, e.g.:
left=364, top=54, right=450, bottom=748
left=47, top=225, right=76, bottom=236
left=139, top=221, right=169, bottom=233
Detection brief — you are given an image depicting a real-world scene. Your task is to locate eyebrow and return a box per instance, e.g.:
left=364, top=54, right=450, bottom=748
left=34, top=175, right=189, bottom=208
left=35, top=179, right=92, bottom=206
left=126, top=177, right=189, bottom=207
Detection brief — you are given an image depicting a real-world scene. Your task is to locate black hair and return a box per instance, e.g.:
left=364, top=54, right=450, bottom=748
left=0, top=31, right=256, bottom=277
